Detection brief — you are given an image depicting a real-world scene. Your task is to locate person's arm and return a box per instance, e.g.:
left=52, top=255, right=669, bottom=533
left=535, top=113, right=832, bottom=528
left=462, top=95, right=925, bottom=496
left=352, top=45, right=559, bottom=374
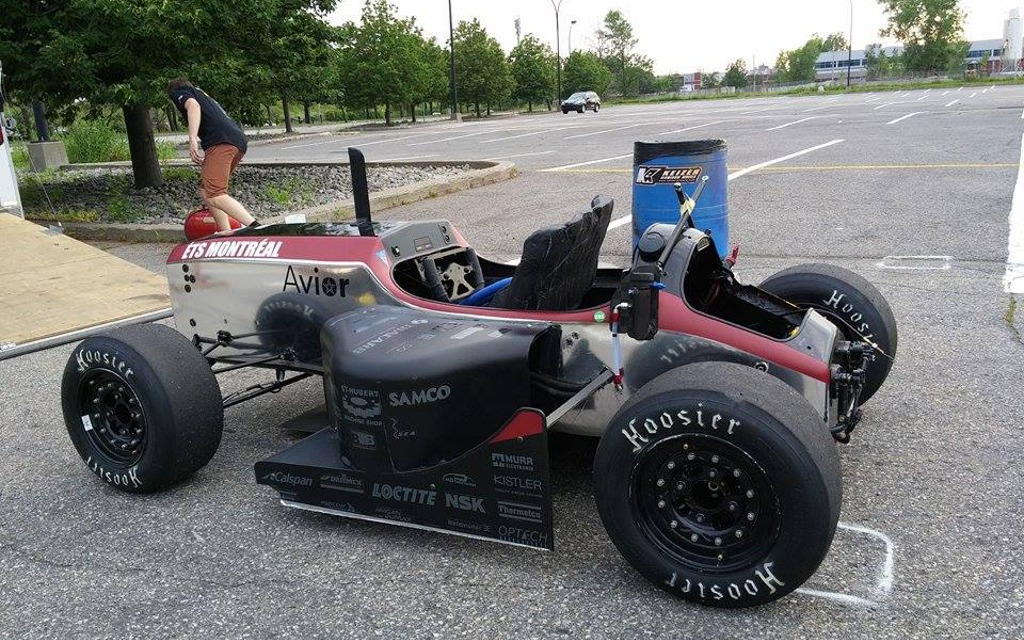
left=184, top=98, right=202, bottom=165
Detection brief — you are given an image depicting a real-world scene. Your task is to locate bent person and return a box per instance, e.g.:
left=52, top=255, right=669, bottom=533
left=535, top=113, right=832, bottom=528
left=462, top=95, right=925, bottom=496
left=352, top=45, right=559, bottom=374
left=167, top=78, right=258, bottom=231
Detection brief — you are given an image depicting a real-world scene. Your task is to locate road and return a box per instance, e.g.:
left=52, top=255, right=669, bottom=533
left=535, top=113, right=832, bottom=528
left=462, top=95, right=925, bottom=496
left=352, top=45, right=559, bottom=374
left=2, top=85, right=1023, bottom=639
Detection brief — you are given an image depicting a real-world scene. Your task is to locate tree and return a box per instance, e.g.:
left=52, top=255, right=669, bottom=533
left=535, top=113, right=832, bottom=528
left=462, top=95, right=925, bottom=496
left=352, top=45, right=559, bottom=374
left=880, top=0, right=968, bottom=73
left=595, top=10, right=648, bottom=97
left=337, top=1, right=433, bottom=126
left=453, top=19, right=511, bottom=118
left=863, top=44, right=906, bottom=80
left=776, top=36, right=826, bottom=83
left=563, top=51, right=613, bottom=97
left=723, top=60, right=748, bottom=88
left=509, top=35, right=555, bottom=112
left=822, top=32, right=849, bottom=52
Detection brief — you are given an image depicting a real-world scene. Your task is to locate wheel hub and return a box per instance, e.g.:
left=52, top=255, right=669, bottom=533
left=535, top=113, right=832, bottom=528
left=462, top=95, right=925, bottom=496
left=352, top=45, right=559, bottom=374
left=80, top=371, right=146, bottom=465
left=634, top=434, right=779, bottom=572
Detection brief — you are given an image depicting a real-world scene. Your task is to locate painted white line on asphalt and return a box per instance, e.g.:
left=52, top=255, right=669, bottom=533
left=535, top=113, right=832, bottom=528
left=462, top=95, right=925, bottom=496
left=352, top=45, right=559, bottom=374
left=865, top=96, right=881, bottom=103
left=658, top=120, right=724, bottom=135
left=873, top=102, right=894, bottom=110
left=969, top=92, right=978, bottom=99
left=740, top=108, right=772, bottom=114
left=941, top=90, right=950, bottom=96
left=280, top=137, right=350, bottom=150
left=407, top=130, right=495, bottom=146
left=1002, top=132, right=1024, bottom=293
left=878, top=255, right=951, bottom=270
left=542, top=153, right=631, bottom=171
left=915, top=94, right=928, bottom=101
left=886, top=112, right=926, bottom=125
left=765, top=116, right=821, bottom=131
left=340, top=133, right=435, bottom=148
left=1021, top=108, right=1024, bottom=120
left=802, top=105, right=834, bottom=113
left=607, top=139, right=845, bottom=230
left=479, top=127, right=569, bottom=144
left=945, top=99, right=960, bottom=107
left=901, top=92, right=912, bottom=98
left=983, top=88, right=989, bottom=94
left=563, top=123, right=647, bottom=140
left=957, top=86, right=964, bottom=91
left=483, top=150, right=556, bottom=161
left=374, top=154, right=438, bottom=162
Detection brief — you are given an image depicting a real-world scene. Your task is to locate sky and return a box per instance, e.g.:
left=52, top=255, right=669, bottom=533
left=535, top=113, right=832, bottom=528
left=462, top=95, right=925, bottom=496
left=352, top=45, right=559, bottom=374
left=329, top=1, right=1019, bottom=74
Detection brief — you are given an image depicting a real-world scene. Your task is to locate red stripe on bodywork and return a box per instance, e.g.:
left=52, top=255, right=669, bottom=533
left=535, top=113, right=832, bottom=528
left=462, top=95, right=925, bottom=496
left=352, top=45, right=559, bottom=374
left=657, top=294, right=831, bottom=383
left=490, top=409, right=546, bottom=444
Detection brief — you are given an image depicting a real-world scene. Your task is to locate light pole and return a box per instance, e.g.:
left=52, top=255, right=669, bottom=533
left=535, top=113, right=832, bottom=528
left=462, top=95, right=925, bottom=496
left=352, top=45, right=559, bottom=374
left=846, top=0, right=853, bottom=87
left=568, top=19, right=577, bottom=55
left=448, top=0, right=460, bottom=121
left=550, top=0, right=565, bottom=102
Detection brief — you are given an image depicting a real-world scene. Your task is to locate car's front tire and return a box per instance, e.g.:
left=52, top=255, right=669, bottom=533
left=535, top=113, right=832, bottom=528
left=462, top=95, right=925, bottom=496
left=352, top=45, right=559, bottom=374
left=62, top=324, right=224, bottom=493
left=593, top=362, right=841, bottom=608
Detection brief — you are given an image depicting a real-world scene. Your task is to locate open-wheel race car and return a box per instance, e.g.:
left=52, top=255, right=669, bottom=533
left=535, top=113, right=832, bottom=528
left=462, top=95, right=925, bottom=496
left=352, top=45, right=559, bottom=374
left=61, top=148, right=896, bottom=608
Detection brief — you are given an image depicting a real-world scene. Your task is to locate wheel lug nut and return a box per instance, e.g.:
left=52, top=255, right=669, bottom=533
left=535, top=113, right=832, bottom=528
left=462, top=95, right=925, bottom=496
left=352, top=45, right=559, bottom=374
left=714, top=537, right=722, bottom=546
left=711, top=455, right=719, bottom=463
left=733, top=469, right=741, bottom=477
left=746, top=490, right=755, bottom=499
left=657, top=500, right=666, bottom=508
left=687, top=452, right=695, bottom=461
left=728, top=502, right=738, bottom=512
left=696, top=515, right=704, bottom=523
left=708, top=470, right=717, bottom=478
left=690, top=534, right=699, bottom=542
left=656, top=478, right=665, bottom=487
left=676, top=482, right=684, bottom=491
left=747, top=512, right=755, bottom=521
left=667, top=461, right=676, bottom=470
left=670, top=520, right=678, bottom=529
left=735, top=529, right=743, bottom=538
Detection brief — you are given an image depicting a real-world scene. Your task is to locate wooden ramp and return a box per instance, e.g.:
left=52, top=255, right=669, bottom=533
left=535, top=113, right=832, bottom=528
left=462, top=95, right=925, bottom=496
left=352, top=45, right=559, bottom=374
left=0, top=214, right=171, bottom=359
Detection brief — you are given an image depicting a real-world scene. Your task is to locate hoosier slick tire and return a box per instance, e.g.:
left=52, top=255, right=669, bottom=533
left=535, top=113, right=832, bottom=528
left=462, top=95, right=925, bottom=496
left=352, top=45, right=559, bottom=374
left=759, top=263, right=897, bottom=403
left=593, top=362, right=841, bottom=608
left=61, top=324, right=223, bottom=493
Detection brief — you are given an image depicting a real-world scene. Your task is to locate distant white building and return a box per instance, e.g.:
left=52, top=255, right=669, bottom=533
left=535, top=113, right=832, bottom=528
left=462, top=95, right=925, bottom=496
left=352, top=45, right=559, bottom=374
left=814, top=39, right=1004, bottom=81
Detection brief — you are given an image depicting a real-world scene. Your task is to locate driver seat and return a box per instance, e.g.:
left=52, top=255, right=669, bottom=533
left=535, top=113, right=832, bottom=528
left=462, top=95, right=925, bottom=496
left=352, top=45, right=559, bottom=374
left=486, top=196, right=614, bottom=311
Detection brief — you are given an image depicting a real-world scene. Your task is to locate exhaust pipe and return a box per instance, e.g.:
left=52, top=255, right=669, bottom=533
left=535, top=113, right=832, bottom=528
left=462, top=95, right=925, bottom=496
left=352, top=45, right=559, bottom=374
left=348, top=147, right=374, bottom=236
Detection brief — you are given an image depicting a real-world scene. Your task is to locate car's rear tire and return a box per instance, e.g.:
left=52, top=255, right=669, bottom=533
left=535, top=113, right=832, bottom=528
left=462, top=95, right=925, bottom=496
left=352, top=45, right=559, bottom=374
left=759, top=263, right=897, bottom=403
left=593, top=362, right=841, bottom=608
left=577, top=107, right=584, bottom=114
left=593, top=104, right=600, bottom=113
left=61, top=324, right=224, bottom=493
left=562, top=108, right=569, bottom=114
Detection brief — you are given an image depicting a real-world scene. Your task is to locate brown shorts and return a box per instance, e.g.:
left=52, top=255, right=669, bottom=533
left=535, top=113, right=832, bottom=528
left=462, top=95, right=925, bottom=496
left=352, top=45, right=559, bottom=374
left=201, top=144, right=244, bottom=198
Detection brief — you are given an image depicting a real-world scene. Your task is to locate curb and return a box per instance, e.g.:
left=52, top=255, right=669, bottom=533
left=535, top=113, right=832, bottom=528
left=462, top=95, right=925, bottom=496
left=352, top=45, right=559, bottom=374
left=46, top=161, right=518, bottom=243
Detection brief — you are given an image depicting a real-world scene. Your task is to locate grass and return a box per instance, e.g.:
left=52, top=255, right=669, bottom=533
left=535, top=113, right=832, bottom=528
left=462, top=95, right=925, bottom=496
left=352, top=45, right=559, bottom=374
left=263, top=176, right=314, bottom=207
left=10, top=141, right=30, bottom=170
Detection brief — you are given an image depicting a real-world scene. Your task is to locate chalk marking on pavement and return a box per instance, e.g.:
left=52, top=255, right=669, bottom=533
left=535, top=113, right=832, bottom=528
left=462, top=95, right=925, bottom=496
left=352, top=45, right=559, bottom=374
left=945, top=99, right=960, bottom=107
left=407, top=130, right=496, bottom=146
left=877, top=255, right=952, bottom=271
left=793, top=521, right=896, bottom=609
left=479, top=127, right=569, bottom=144
left=483, top=150, right=556, bottom=161
left=886, top=112, right=926, bottom=125
left=607, top=139, right=844, bottom=230
left=1002, top=132, right=1024, bottom=293
left=563, top=123, right=647, bottom=140
left=542, top=153, right=632, bottom=172
left=765, top=116, right=821, bottom=131
left=658, top=120, right=725, bottom=135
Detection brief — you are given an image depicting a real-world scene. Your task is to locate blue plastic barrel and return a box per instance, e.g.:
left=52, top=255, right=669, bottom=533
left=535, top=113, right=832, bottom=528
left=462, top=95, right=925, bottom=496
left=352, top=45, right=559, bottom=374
left=632, top=140, right=729, bottom=257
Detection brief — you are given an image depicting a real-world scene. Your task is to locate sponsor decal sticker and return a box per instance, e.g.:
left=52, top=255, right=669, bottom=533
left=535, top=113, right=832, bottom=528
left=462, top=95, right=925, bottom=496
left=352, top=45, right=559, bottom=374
left=181, top=238, right=283, bottom=260
left=635, top=165, right=702, bottom=185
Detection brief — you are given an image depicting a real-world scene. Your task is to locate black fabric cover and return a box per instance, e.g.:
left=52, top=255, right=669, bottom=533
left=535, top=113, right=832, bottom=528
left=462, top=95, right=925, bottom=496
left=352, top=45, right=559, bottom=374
left=490, top=196, right=613, bottom=311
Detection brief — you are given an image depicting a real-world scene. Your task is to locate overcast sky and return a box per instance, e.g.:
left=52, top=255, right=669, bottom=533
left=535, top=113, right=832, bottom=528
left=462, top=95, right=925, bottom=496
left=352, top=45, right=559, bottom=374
left=329, top=1, right=1018, bottom=74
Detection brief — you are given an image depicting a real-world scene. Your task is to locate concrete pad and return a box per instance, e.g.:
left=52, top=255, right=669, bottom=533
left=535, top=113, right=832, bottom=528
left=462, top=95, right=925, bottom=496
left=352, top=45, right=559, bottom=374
left=0, top=214, right=170, bottom=357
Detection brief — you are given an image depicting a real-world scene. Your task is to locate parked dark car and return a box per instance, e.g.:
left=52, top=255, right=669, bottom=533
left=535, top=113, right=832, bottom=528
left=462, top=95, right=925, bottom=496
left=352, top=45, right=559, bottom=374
left=561, top=91, right=601, bottom=114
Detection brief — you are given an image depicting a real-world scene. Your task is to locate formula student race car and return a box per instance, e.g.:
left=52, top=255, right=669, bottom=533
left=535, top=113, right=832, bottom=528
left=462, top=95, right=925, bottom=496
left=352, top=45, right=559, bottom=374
left=60, top=148, right=897, bottom=608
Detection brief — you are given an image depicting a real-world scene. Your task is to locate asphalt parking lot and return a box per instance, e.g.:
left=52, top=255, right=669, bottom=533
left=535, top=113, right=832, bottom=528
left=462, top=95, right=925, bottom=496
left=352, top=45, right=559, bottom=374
left=3, top=86, right=1024, bottom=639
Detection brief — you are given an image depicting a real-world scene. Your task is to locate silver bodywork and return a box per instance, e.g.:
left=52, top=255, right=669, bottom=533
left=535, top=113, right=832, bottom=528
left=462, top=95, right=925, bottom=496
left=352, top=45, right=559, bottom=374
left=169, top=236, right=836, bottom=437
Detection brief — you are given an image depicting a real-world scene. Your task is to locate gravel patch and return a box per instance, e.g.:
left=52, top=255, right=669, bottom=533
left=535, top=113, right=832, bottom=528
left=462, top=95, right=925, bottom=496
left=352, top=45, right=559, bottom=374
left=18, top=163, right=473, bottom=224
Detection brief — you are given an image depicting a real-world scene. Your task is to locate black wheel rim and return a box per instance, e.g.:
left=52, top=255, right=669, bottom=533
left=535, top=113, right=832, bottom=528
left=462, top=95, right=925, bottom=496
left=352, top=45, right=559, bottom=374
left=631, top=433, right=780, bottom=574
left=78, top=370, right=147, bottom=466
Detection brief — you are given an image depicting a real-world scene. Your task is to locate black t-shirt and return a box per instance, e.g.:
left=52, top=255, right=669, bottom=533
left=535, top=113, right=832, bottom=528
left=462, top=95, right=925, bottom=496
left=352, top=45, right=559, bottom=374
left=170, top=86, right=248, bottom=153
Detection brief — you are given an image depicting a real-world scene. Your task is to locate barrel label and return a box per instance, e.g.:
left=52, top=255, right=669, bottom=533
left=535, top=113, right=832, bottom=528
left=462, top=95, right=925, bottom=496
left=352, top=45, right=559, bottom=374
left=636, top=165, right=703, bottom=185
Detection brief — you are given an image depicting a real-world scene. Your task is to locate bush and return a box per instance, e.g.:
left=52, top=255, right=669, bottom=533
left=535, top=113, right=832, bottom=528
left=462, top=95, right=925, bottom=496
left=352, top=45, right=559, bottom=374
left=62, top=120, right=130, bottom=163
left=156, top=140, right=179, bottom=161
left=10, top=141, right=29, bottom=170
